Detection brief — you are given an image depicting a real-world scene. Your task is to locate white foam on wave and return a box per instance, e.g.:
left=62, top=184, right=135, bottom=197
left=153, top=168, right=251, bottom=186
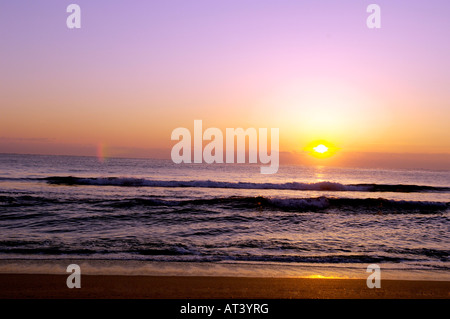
left=68, top=177, right=372, bottom=192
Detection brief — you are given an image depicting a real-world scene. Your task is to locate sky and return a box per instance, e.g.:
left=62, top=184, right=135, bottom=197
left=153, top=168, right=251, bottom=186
left=1, top=1, right=450, bottom=169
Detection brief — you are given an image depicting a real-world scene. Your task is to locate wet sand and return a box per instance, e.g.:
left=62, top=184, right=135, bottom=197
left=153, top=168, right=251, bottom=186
left=0, top=274, right=449, bottom=299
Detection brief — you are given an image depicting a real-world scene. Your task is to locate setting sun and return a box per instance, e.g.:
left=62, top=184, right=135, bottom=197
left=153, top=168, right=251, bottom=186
left=304, top=140, right=339, bottom=159
left=313, top=144, right=328, bottom=154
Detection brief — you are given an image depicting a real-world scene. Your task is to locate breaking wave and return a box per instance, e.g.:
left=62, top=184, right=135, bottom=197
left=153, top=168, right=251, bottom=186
left=1, top=193, right=448, bottom=214
left=40, top=176, right=450, bottom=193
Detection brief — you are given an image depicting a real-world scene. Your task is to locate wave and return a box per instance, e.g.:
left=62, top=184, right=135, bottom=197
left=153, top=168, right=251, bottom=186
left=152, top=196, right=448, bottom=213
left=40, top=176, right=450, bottom=193
left=0, top=250, right=411, bottom=264
left=0, top=236, right=447, bottom=264
left=265, top=196, right=449, bottom=213
left=1, top=240, right=445, bottom=264
left=2, top=193, right=447, bottom=213
left=0, top=239, right=424, bottom=263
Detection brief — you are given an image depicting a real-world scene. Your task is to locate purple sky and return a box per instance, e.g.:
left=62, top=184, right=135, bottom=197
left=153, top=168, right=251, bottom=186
left=1, top=1, right=450, bottom=168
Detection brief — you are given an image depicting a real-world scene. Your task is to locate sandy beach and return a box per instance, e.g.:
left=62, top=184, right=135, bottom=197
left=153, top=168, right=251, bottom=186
left=0, top=274, right=448, bottom=299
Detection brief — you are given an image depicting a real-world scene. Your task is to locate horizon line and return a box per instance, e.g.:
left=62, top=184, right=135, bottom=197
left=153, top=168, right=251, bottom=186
left=1, top=151, right=449, bottom=172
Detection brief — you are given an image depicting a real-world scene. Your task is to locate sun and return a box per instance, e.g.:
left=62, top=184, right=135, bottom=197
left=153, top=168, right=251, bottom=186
left=313, top=144, right=328, bottom=154
left=304, top=140, right=338, bottom=159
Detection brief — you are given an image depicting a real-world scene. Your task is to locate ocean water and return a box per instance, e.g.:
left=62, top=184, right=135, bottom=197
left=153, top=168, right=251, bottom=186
left=0, top=153, right=449, bottom=280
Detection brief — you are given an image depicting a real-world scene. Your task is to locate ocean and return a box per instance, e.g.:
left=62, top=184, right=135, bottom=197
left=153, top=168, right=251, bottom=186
left=0, top=153, right=448, bottom=280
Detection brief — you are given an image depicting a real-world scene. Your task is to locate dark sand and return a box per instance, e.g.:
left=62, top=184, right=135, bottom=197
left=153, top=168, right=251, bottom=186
left=0, top=274, right=449, bottom=299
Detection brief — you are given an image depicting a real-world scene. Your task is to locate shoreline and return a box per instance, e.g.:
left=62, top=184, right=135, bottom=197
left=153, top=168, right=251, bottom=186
left=1, top=259, right=449, bottom=282
left=1, top=274, right=449, bottom=299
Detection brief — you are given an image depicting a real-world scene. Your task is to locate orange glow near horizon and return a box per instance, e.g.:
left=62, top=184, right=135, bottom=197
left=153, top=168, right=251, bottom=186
left=302, top=274, right=349, bottom=280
